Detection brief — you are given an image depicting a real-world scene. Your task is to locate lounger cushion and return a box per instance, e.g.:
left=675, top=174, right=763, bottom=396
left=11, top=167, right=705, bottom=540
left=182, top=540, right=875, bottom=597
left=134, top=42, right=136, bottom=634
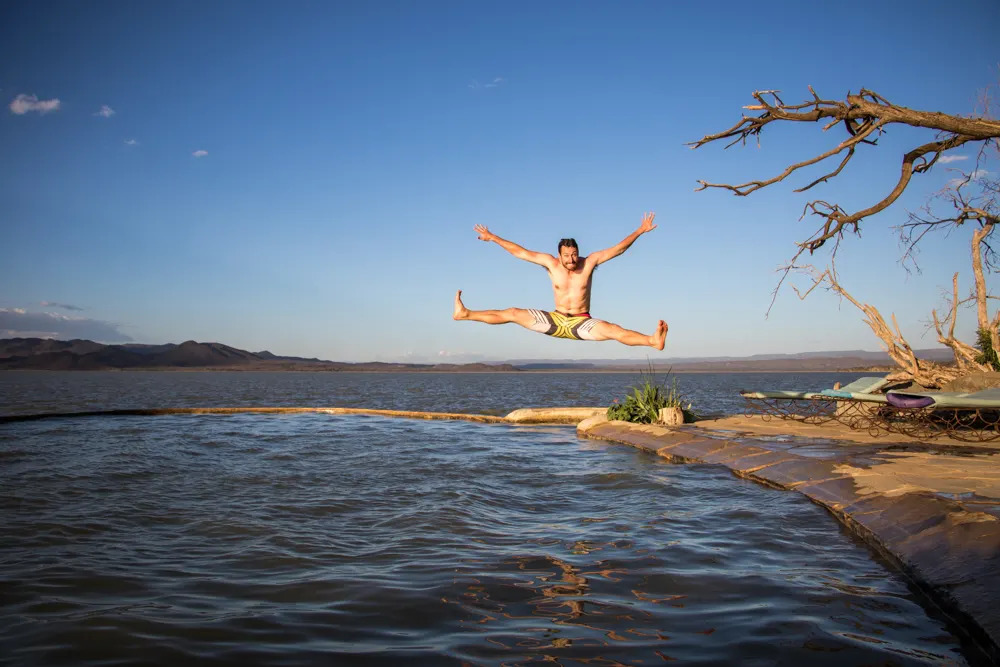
left=885, top=387, right=1000, bottom=409
left=836, top=376, right=892, bottom=394
left=818, top=376, right=891, bottom=401
left=885, top=393, right=935, bottom=408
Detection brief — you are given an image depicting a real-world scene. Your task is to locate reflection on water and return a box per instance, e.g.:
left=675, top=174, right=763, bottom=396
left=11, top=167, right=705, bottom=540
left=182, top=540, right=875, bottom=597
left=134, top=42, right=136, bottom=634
left=0, top=405, right=970, bottom=665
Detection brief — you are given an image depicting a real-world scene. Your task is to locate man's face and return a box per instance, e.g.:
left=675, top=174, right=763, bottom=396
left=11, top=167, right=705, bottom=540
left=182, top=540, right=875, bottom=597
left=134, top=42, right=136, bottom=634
left=559, top=246, right=579, bottom=270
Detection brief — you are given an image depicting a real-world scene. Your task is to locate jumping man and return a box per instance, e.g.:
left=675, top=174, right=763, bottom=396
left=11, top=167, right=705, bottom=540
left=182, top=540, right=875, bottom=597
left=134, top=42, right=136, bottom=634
left=453, top=212, right=668, bottom=350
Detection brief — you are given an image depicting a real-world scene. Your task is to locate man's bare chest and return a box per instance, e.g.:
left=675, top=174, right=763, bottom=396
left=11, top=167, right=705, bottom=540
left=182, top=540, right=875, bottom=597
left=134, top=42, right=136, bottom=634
left=548, top=268, right=595, bottom=293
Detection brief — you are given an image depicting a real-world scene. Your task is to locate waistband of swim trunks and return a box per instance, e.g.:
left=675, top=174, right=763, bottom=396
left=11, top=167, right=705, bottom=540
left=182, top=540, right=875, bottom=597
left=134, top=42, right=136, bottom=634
left=556, top=311, right=591, bottom=318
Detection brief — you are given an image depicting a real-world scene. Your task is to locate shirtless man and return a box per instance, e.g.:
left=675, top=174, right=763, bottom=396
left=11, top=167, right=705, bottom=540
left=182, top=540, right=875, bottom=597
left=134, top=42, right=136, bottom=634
left=453, top=212, right=668, bottom=350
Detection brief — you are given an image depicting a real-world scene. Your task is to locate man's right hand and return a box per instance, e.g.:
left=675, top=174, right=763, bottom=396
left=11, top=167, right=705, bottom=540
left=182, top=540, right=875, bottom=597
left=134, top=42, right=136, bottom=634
left=474, top=224, right=495, bottom=242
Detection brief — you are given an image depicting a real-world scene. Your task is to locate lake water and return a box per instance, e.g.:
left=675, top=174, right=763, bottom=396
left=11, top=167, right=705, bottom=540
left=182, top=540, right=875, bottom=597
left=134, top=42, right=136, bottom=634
left=0, top=371, right=976, bottom=665
left=0, top=369, right=875, bottom=418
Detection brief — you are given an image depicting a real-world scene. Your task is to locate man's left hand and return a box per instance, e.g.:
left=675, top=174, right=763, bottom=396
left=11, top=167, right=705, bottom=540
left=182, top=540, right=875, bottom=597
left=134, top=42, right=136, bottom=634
left=639, top=211, right=657, bottom=234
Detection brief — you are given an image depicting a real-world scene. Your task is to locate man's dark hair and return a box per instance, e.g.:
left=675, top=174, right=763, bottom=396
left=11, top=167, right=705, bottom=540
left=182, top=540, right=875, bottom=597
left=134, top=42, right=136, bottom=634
left=558, top=238, right=578, bottom=253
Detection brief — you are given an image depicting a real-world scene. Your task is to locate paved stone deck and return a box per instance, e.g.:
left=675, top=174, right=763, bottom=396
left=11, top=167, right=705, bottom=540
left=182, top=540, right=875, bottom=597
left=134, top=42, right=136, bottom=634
left=577, top=413, right=1000, bottom=664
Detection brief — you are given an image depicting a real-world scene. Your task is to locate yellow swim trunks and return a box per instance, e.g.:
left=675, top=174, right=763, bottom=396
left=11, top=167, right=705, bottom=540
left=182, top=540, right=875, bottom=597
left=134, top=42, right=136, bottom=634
left=527, top=309, right=599, bottom=341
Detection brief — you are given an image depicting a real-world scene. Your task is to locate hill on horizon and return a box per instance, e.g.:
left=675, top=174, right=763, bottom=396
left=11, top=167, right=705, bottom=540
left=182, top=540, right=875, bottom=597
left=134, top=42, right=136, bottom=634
left=0, top=338, right=516, bottom=372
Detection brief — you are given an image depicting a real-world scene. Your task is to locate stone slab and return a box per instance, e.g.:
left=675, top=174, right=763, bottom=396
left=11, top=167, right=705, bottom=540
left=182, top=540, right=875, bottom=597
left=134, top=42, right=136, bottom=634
left=845, top=493, right=960, bottom=549
left=723, top=450, right=800, bottom=474
left=580, top=421, right=671, bottom=453
left=793, top=475, right=869, bottom=512
left=697, top=442, right=771, bottom=465
left=746, top=458, right=843, bottom=490
left=897, top=511, right=1000, bottom=587
left=946, top=578, right=1000, bottom=663
left=664, top=438, right=739, bottom=462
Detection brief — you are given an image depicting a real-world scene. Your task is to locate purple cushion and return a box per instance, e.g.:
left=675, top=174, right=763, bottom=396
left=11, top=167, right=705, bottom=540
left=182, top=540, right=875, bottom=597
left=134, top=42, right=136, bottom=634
left=886, top=392, right=936, bottom=408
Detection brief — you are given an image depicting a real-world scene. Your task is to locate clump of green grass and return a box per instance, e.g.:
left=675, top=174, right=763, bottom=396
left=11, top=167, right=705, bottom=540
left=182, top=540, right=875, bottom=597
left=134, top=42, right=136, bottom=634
left=606, top=365, right=697, bottom=424
left=975, top=327, right=1000, bottom=371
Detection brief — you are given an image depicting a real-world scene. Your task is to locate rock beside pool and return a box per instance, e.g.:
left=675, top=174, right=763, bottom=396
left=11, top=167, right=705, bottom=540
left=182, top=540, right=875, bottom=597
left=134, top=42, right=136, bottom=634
left=504, top=407, right=607, bottom=424
left=576, top=414, right=610, bottom=432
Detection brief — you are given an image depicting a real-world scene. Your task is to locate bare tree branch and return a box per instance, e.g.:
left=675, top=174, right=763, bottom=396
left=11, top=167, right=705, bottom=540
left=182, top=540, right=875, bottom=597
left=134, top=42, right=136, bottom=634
left=693, top=120, right=883, bottom=197
left=931, top=274, right=989, bottom=374
left=691, top=88, right=1000, bottom=254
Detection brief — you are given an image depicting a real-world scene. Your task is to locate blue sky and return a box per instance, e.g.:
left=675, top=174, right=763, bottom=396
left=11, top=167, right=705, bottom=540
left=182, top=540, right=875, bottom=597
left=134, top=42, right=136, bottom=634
left=2, top=0, right=998, bottom=363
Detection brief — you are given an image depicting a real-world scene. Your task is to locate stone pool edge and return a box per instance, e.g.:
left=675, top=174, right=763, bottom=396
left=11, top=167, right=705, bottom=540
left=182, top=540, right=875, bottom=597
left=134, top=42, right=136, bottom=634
left=0, top=406, right=605, bottom=425
left=576, top=415, right=1000, bottom=664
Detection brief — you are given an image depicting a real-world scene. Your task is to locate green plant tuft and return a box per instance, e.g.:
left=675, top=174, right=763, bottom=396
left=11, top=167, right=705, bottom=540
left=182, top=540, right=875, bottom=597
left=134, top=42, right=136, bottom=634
left=606, top=365, right=698, bottom=424
left=974, top=327, right=1000, bottom=371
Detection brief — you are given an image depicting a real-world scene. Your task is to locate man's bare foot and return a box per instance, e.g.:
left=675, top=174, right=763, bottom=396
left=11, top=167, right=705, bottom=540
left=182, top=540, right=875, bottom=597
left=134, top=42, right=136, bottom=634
left=453, top=290, right=469, bottom=320
left=651, top=320, right=668, bottom=350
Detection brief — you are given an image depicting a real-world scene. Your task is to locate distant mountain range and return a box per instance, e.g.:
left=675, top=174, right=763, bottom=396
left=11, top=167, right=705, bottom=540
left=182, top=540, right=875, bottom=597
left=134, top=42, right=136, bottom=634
left=0, top=338, right=956, bottom=372
left=508, top=348, right=956, bottom=372
left=0, top=338, right=517, bottom=372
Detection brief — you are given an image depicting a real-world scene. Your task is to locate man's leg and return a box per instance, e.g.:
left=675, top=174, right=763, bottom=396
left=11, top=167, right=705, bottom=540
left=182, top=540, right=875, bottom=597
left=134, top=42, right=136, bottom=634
left=453, top=290, right=537, bottom=329
left=588, top=319, right=668, bottom=350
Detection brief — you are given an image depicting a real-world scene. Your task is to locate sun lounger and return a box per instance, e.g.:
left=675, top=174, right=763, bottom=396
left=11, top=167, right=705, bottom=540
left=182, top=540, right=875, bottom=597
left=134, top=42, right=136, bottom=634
left=742, top=376, right=1000, bottom=441
left=880, top=388, right=1000, bottom=441
left=739, top=377, right=891, bottom=428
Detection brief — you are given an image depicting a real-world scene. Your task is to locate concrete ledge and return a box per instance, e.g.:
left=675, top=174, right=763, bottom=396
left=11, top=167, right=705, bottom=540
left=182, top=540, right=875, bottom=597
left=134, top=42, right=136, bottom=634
left=0, top=406, right=512, bottom=424
left=577, top=415, right=1000, bottom=662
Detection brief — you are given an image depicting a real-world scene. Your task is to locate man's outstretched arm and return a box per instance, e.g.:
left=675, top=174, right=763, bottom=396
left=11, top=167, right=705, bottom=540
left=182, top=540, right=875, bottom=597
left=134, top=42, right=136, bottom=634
left=586, top=212, right=657, bottom=265
left=474, top=224, right=555, bottom=267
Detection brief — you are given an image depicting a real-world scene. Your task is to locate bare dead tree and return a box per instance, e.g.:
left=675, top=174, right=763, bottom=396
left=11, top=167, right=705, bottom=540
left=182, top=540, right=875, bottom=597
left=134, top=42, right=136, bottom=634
left=693, top=87, right=1000, bottom=384
left=795, top=265, right=972, bottom=388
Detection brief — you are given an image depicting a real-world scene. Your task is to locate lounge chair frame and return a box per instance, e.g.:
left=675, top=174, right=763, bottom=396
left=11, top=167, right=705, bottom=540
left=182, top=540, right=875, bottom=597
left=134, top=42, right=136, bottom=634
left=742, top=394, right=886, bottom=436
left=741, top=393, right=1000, bottom=442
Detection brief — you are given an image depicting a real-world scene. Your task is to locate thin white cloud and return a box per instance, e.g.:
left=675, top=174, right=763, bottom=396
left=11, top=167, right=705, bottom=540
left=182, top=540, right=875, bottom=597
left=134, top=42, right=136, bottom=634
left=124, top=138, right=138, bottom=146
left=40, top=301, right=84, bottom=311
left=434, top=349, right=486, bottom=363
left=2, top=329, right=60, bottom=338
left=94, top=104, right=115, bottom=118
left=947, top=169, right=993, bottom=188
left=468, top=77, right=506, bottom=90
left=9, top=93, right=61, bottom=115
left=938, top=154, right=968, bottom=164
left=0, top=308, right=132, bottom=342
left=192, top=149, right=208, bottom=157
